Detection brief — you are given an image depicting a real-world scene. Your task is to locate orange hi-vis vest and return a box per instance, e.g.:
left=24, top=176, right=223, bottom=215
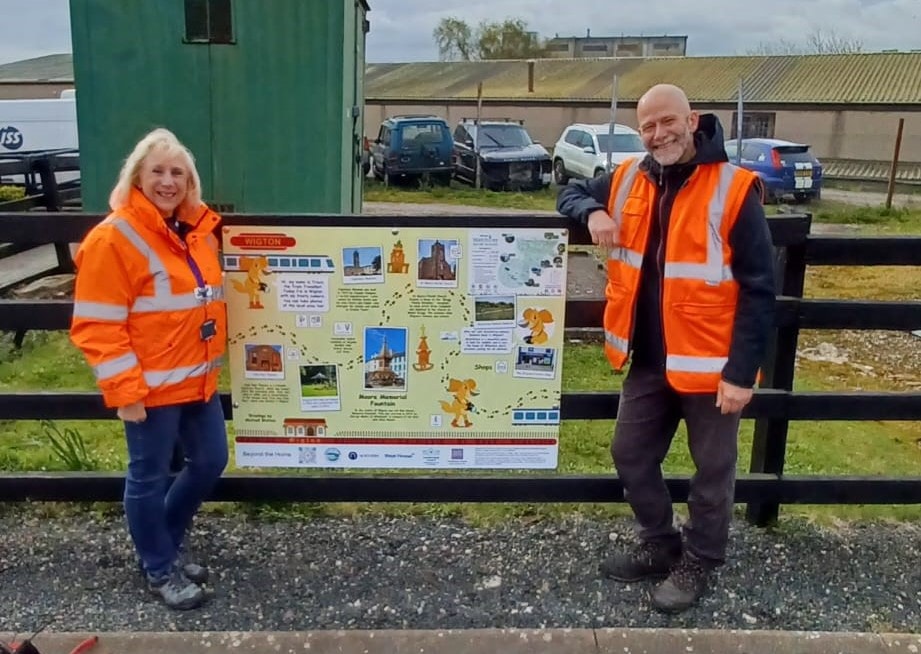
left=603, top=157, right=760, bottom=393
left=70, top=187, right=226, bottom=408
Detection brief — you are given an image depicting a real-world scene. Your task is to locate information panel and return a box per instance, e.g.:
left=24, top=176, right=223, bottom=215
left=223, top=225, right=568, bottom=469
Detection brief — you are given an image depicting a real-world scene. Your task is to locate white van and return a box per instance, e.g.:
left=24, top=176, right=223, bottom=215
left=0, top=93, right=78, bottom=154
left=551, top=123, right=645, bottom=183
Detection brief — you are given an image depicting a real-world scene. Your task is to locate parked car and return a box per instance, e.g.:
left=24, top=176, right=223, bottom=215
left=370, top=115, right=454, bottom=185
left=551, top=123, right=646, bottom=183
left=724, top=138, right=823, bottom=203
left=361, top=135, right=371, bottom=176
left=452, top=119, right=551, bottom=191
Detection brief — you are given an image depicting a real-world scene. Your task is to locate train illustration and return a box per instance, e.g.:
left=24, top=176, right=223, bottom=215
left=223, top=253, right=336, bottom=273
left=511, top=407, right=561, bottom=426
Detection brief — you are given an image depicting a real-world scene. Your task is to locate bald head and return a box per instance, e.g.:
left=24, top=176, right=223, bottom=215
left=636, top=83, right=699, bottom=166
left=637, top=83, right=692, bottom=116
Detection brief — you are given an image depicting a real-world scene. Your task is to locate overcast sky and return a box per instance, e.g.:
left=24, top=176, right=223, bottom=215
left=1, top=0, right=919, bottom=66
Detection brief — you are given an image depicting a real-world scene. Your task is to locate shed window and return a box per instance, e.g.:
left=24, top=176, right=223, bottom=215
left=730, top=112, right=776, bottom=139
left=185, top=0, right=234, bottom=44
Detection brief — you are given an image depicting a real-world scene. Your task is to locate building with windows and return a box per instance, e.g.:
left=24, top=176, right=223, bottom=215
left=283, top=418, right=328, bottom=438
left=364, top=336, right=406, bottom=388
left=545, top=32, right=687, bottom=58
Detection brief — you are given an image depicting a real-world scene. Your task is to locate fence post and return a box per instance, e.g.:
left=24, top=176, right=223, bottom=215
left=885, top=117, right=905, bottom=210
left=32, top=155, right=76, bottom=274
left=745, top=213, right=811, bottom=526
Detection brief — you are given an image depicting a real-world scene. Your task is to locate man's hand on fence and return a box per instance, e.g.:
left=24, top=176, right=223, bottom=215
left=587, top=210, right=620, bottom=249
left=716, top=380, right=753, bottom=415
left=117, top=401, right=147, bottom=423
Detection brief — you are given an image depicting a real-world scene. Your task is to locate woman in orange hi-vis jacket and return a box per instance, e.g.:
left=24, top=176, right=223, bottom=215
left=70, top=128, right=227, bottom=611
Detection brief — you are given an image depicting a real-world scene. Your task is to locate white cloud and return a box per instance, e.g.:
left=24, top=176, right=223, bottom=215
left=0, top=0, right=918, bottom=66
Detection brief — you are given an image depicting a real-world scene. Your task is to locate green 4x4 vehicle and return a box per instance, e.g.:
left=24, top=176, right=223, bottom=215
left=370, top=115, right=454, bottom=185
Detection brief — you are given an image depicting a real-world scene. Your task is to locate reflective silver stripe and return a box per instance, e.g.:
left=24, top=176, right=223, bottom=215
left=611, top=159, right=641, bottom=219
left=609, top=246, right=644, bottom=270
left=664, top=163, right=738, bottom=284
left=143, top=356, right=223, bottom=388
left=133, top=292, right=205, bottom=312
left=133, top=286, right=225, bottom=311
left=72, top=301, right=128, bottom=321
left=606, top=159, right=644, bottom=268
left=666, top=354, right=728, bottom=373
left=93, top=351, right=139, bottom=381
left=664, top=262, right=734, bottom=282
left=110, top=217, right=222, bottom=312
left=604, top=330, right=629, bottom=353
left=112, top=218, right=172, bottom=298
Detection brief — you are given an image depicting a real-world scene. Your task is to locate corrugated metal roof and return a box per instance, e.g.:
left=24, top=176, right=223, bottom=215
left=366, top=53, right=921, bottom=104
left=0, top=54, right=74, bottom=83
left=3, top=52, right=920, bottom=104
left=823, top=159, right=921, bottom=184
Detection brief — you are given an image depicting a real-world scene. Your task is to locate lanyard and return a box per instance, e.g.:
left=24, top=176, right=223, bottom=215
left=186, top=251, right=206, bottom=288
left=171, top=217, right=208, bottom=294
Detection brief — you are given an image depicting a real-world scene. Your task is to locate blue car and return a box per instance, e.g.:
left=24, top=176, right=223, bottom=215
left=370, top=115, right=454, bottom=186
left=724, top=138, right=823, bottom=203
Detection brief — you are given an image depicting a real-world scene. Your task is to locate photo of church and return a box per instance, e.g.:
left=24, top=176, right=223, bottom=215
left=417, top=238, right=458, bottom=284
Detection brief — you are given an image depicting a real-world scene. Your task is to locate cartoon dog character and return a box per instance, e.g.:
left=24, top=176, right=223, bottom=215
left=230, top=255, right=271, bottom=309
left=439, top=378, right=478, bottom=428
left=518, top=308, right=554, bottom=345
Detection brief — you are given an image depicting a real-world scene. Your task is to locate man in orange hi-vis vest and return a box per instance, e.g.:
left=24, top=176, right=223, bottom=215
left=558, top=84, right=775, bottom=612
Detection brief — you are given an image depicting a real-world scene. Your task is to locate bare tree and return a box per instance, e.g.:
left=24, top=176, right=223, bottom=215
left=746, top=38, right=802, bottom=56
left=806, top=28, right=863, bottom=54
left=746, top=28, right=863, bottom=55
left=433, top=16, right=546, bottom=61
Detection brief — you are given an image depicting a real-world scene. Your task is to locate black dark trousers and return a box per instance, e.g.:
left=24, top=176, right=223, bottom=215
left=611, top=365, right=741, bottom=564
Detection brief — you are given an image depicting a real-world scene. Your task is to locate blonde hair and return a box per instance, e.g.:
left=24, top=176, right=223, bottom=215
left=108, top=127, right=203, bottom=210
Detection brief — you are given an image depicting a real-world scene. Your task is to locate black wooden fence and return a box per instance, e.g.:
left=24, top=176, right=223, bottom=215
left=0, top=149, right=81, bottom=212
left=0, top=211, right=919, bottom=527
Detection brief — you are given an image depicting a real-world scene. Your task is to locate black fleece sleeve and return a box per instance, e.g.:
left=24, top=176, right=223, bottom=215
left=555, top=173, right=612, bottom=224
left=722, top=186, right=777, bottom=388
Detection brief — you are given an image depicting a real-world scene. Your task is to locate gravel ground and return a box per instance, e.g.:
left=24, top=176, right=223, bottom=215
left=820, top=188, right=920, bottom=209
left=1, top=513, right=919, bottom=633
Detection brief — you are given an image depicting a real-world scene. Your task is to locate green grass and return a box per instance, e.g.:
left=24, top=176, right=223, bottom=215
left=0, top=186, right=26, bottom=202
left=300, top=384, right=338, bottom=398
left=809, top=202, right=921, bottom=233
left=0, top=329, right=918, bottom=524
left=364, top=179, right=558, bottom=212
left=365, top=179, right=921, bottom=234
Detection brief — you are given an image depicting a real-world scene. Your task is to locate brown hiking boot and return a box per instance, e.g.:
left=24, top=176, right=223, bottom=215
left=650, top=551, right=713, bottom=613
left=599, top=539, right=682, bottom=582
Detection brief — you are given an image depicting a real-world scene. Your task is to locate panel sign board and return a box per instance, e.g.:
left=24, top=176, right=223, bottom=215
left=223, top=224, right=568, bottom=470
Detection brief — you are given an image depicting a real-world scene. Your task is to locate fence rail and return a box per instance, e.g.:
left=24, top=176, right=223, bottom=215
left=0, top=211, right=919, bottom=525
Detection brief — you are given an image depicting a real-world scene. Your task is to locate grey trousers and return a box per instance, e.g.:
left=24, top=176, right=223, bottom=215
left=611, top=365, right=741, bottom=564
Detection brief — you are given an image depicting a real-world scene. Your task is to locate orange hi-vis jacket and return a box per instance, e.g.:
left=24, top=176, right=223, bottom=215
left=603, top=157, right=760, bottom=393
left=70, top=187, right=226, bottom=408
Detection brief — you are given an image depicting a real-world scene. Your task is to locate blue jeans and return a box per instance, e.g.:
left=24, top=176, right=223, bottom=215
left=123, top=393, right=228, bottom=578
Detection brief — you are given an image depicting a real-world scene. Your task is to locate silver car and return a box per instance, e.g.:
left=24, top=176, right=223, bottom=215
left=552, top=123, right=645, bottom=183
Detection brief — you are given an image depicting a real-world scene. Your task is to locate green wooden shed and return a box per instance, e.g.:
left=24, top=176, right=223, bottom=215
left=69, top=0, right=370, bottom=214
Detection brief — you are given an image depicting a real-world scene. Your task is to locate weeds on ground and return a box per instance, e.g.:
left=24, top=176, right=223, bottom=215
left=41, top=419, right=98, bottom=471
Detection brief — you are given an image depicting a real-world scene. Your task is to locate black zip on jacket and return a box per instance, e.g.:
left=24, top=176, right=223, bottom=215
left=556, top=114, right=776, bottom=389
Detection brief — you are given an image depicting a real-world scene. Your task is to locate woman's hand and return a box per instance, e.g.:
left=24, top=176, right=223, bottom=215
left=117, top=401, right=147, bottom=423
